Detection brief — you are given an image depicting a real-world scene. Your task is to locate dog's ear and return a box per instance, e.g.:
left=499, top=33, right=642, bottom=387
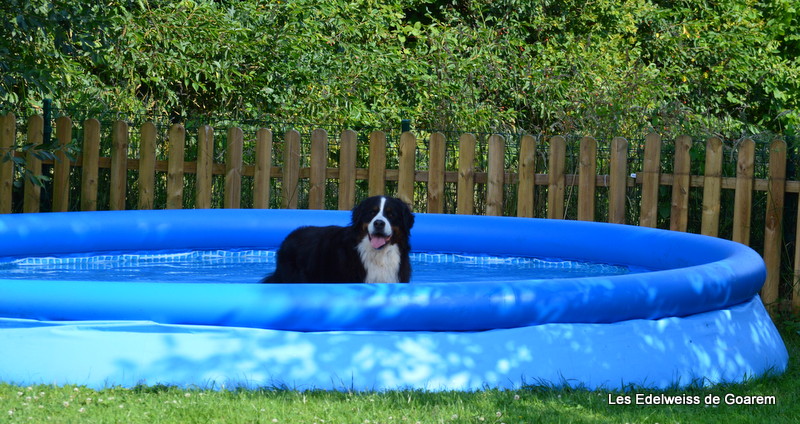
left=401, top=200, right=415, bottom=229
left=350, top=200, right=366, bottom=226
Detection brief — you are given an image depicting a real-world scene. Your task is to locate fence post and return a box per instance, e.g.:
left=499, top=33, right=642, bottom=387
left=700, top=136, right=723, bottom=236
left=732, top=139, right=755, bottom=245
left=608, top=137, right=628, bottom=224
left=516, top=134, right=536, bottom=218
left=547, top=136, right=566, bottom=219
left=138, top=122, right=157, bottom=210
left=109, top=120, right=129, bottom=211
left=763, top=139, right=786, bottom=310
left=457, top=133, right=476, bottom=215
left=166, top=124, right=186, bottom=210
left=0, top=113, right=14, bottom=214
left=669, top=135, right=692, bottom=231
left=486, top=134, right=504, bottom=216
left=427, top=132, right=446, bottom=214
left=338, top=130, right=357, bottom=210
left=578, top=136, right=597, bottom=221
left=80, top=118, right=100, bottom=211
left=253, top=128, right=273, bottom=209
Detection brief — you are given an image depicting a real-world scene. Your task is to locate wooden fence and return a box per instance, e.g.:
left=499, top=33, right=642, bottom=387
left=0, top=113, right=797, bottom=312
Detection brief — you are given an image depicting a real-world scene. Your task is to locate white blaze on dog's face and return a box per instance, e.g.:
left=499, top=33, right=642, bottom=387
left=367, top=196, right=392, bottom=249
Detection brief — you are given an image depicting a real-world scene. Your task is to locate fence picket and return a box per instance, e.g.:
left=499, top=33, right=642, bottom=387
left=368, top=131, right=387, bottom=197
left=166, top=124, right=186, bottom=210
left=639, top=133, right=662, bottom=228
left=308, top=129, right=327, bottom=210
left=138, top=122, right=157, bottom=210
left=578, top=136, right=597, bottom=221
left=282, top=130, right=301, bottom=209
left=517, top=135, right=536, bottom=218
left=608, top=137, right=628, bottom=224
left=427, top=132, right=446, bottom=214
left=547, top=136, right=566, bottom=219
left=338, top=130, right=357, bottom=210
left=81, top=119, right=101, bottom=211
left=52, top=116, right=72, bottom=212
left=486, top=135, right=504, bottom=216
left=398, top=132, right=416, bottom=206
left=456, top=133, right=476, bottom=215
left=763, top=139, right=786, bottom=309
left=0, top=113, right=14, bottom=213
left=732, top=139, right=755, bottom=245
left=253, top=128, right=273, bottom=209
left=224, top=127, right=244, bottom=209
left=701, top=137, right=723, bottom=236
left=195, top=125, right=214, bottom=209
left=669, top=135, right=692, bottom=231
left=109, top=120, right=129, bottom=211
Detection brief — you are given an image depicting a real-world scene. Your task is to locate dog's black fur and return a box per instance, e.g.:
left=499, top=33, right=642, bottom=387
left=262, top=196, right=414, bottom=283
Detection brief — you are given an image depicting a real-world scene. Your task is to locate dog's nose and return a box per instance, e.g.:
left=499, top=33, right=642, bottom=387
left=373, top=220, right=385, bottom=231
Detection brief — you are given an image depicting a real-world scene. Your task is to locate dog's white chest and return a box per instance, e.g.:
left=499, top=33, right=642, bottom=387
left=356, top=237, right=402, bottom=283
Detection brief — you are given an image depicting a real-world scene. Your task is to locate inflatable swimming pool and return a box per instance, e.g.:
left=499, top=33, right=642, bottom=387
left=0, top=209, right=788, bottom=390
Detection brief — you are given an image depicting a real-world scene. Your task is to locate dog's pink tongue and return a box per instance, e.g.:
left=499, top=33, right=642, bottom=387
left=370, top=236, right=388, bottom=249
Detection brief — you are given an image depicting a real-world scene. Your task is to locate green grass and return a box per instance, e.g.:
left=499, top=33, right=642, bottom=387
left=2, top=322, right=798, bottom=424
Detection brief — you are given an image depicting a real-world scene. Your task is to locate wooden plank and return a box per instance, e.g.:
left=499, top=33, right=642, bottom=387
left=578, top=136, right=597, bottom=221
left=732, top=139, right=755, bottom=245
left=52, top=116, right=72, bottom=212
left=763, top=139, right=786, bottom=310
left=81, top=118, right=101, bottom=211
left=23, top=115, right=43, bottom=213
left=195, top=125, right=213, bottom=209
left=700, top=137, right=723, bottom=237
left=138, top=122, right=158, bottom=210
left=338, top=130, right=357, bottom=210
left=639, top=133, right=662, bottom=228
left=282, top=130, right=301, bottom=209
left=0, top=113, right=14, bottom=213
left=547, top=136, right=566, bottom=219
left=253, top=128, right=273, bottom=209
left=516, top=135, right=536, bottom=218
left=109, top=120, right=129, bottom=211
left=308, top=129, right=328, bottom=210
left=427, top=132, right=446, bottom=214
left=137, top=122, right=157, bottom=210
left=166, top=124, right=186, bottom=210
left=486, top=134, right=505, bottom=216
left=397, top=131, right=416, bottom=207
left=224, top=127, right=244, bottom=209
left=669, top=135, right=692, bottom=231
left=456, top=133, right=476, bottom=215
left=608, top=137, right=628, bottom=224
left=368, top=131, right=387, bottom=196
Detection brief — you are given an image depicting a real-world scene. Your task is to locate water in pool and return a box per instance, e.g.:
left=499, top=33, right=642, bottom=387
left=0, top=250, right=650, bottom=283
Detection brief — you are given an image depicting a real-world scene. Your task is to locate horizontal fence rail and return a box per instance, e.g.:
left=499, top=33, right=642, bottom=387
left=0, top=113, right=797, bottom=313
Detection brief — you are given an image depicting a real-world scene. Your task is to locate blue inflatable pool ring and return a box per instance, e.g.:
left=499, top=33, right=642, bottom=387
left=0, top=209, right=788, bottom=390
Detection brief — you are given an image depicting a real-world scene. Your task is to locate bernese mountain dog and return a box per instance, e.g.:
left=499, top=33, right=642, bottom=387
left=262, top=196, right=414, bottom=283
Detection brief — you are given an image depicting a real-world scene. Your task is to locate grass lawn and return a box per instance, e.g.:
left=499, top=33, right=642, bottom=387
left=1, top=319, right=797, bottom=424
